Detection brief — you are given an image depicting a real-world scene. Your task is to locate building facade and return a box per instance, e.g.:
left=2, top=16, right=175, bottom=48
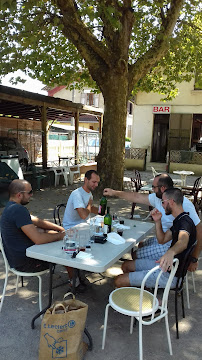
left=132, top=78, right=202, bottom=163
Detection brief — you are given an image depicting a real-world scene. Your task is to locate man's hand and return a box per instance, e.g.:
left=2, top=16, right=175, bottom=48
left=88, top=198, right=93, bottom=207
left=157, top=249, right=175, bottom=272
left=151, top=208, right=162, bottom=222
left=188, top=261, right=198, bottom=272
left=103, top=188, right=114, bottom=197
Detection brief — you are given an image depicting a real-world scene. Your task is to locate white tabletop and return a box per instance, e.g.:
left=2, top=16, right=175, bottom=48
left=26, top=219, right=154, bottom=273
left=173, top=171, right=194, bottom=176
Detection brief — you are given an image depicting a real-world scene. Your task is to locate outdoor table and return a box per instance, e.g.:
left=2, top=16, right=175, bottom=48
left=26, top=219, right=154, bottom=346
left=173, top=170, right=194, bottom=187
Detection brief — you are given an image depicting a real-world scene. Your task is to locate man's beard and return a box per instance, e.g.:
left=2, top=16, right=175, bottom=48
left=165, top=203, right=172, bottom=215
left=156, top=189, right=163, bottom=199
left=20, top=200, right=29, bottom=205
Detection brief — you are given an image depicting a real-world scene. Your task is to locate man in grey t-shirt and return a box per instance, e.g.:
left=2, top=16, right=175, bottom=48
left=63, top=170, right=100, bottom=229
left=63, top=170, right=100, bottom=291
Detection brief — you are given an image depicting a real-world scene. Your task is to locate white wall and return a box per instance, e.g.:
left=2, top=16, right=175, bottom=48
left=132, top=105, right=153, bottom=151
left=136, top=79, right=202, bottom=107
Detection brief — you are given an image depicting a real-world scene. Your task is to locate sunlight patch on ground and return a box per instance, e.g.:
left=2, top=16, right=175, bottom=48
left=105, top=266, right=122, bottom=277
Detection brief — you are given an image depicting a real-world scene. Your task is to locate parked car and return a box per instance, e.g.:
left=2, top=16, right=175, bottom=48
left=0, top=137, right=29, bottom=171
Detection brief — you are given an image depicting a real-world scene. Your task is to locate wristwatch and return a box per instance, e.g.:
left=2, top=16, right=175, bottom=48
left=190, top=256, right=198, bottom=263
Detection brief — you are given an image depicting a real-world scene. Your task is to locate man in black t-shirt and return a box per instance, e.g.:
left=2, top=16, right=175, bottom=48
left=1, top=179, right=65, bottom=272
left=115, top=188, right=196, bottom=288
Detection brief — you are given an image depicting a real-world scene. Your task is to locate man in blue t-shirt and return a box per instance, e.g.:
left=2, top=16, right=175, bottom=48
left=1, top=179, right=65, bottom=272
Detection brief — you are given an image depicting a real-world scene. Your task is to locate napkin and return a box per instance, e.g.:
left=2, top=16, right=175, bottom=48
left=107, top=232, right=126, bottom=245
left=113, top=224, right=130, bottom=230
left=76, top=252, right=93, bottom=259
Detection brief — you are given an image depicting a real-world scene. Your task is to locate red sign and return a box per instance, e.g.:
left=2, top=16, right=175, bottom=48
left=153, top=106, right=171, bottom=114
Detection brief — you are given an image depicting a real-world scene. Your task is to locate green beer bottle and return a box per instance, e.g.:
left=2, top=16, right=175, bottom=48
left=104, top=207, right=112, bottom=234
left=98, top=195, right=107, bottom=216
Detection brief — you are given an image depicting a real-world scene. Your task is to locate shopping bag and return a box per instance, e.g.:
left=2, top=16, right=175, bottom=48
left=39, top=292, right=88, bottom=360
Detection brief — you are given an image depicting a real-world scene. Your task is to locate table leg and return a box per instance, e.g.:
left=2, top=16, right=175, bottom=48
left=72, top=268, right=93, bottom=350
left=31, top=263, right=53, bottom=329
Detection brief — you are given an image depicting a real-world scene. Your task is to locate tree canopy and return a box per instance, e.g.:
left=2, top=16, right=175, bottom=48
left=0, top=1, right=201, bottom=191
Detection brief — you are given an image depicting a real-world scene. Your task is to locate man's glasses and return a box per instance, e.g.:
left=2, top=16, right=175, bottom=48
left=152, top=185, right=160, bottom=189
left=20, top=190, right=33, bottom=195
left=161, top=199, right=169, bottom=204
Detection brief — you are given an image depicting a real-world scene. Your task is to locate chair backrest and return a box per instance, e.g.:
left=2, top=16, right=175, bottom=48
left=131, top=170, right=142, bottom=192
left=140, top=259, right=179, bottom=318
left=175, top=241, right=197, bottom=291
left=53, top=203, right=66, bottom=226
left=28, top=163, right=39, bottom=176
left=0, top=235, right=10, bottom=272
left=192, top=177, right=202, bottom=194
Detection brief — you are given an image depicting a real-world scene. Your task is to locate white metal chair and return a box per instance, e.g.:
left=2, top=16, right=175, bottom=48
left=0, top=236, right=49, bottom=312
left=102, top=259, right=179, bottom=360
left=185, top=257, right=201, bottom=309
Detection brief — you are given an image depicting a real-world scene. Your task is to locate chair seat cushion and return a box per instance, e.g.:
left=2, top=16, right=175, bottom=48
left=110, top=287, right=157, bottom=315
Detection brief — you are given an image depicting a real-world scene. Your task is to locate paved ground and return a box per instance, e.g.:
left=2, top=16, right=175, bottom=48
left=0, top=171, right=202, bottom=360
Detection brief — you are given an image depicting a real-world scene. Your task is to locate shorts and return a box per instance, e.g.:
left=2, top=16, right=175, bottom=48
left=135, top=237, right=172, bottom=260
left=15, top=258, right=49, bottom=273
left=128, top=259, right=177, bottom=289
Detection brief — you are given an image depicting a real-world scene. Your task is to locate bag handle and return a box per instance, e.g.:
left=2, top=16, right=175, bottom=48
left=63, top=292, right=75, bottom=300
left=52, top=303, right=66, bottom=314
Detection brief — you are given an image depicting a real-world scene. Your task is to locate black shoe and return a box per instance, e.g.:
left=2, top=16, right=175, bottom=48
left=142, top=309, right=161, bottom=321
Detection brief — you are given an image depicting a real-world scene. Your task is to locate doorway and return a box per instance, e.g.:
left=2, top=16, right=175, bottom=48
left=152, top=114, right=169, bottom=162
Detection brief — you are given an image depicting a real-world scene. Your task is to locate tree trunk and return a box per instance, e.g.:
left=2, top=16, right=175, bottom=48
left=97, top=72, right=128, bottom=194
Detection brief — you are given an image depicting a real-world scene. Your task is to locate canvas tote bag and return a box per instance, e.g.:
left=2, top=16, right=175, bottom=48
left=39, top=292, right=88, bottom=360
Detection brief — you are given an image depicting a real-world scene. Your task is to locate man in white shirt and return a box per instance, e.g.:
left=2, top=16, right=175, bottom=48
left=104, top=174, right=202, bottom=272
left=63, top=170, right=100, bottom=229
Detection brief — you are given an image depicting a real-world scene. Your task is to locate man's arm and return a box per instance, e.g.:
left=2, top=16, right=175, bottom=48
left=76, top=199, right=97, bottom=219
left=151, top=208, right=172, bottom=244
left=188, top=222, right=202, bottom=271
left=158, top=231, right=189, bottom=272
left=21, top=224, right=65, bottom=245
left=31, top=215, right=64, bottom=232
left=103, top=188, right=150, bottom=206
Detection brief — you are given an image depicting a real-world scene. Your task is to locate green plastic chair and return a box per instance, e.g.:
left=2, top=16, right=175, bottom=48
left=29, top=164, right=49, bottom=190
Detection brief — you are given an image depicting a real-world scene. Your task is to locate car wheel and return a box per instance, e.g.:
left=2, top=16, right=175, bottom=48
left=19, top=160, right=28, bottom=172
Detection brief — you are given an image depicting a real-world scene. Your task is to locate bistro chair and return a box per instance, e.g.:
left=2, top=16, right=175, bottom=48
left=53, top=203, right=66, bottom=226
left=0, top=235, right=48, bottom=312
left=170, top=241, right=197, bottom=339
left=130, top=170, right=152, bottom=218
left=181, top=177, right=202, bottom=214
left=102, top=259, right=179, bottom=360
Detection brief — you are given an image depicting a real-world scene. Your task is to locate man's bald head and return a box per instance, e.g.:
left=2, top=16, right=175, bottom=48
left=8, top=179, right=30, bottom=196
